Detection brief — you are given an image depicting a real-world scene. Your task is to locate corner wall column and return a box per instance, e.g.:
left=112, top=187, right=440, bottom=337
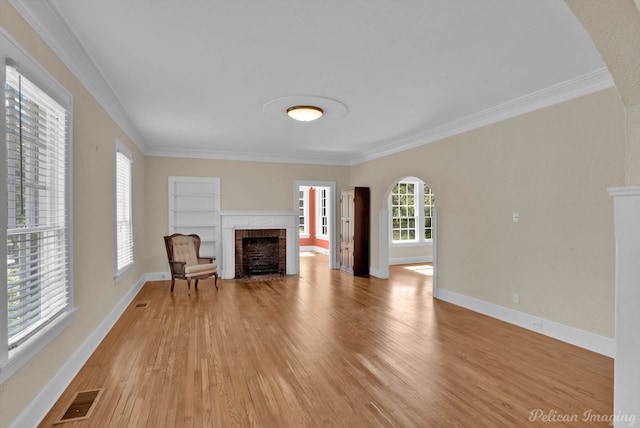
left=609, top=186, right=640, bottom=425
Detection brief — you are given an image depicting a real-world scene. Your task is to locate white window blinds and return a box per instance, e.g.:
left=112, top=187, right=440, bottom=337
left=5, top=61, right=71, bottom=350
left=115, top=144, right=133, bottom=276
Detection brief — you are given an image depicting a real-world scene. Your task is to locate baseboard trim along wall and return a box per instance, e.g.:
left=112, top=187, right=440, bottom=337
left=145, top=271, right=170, bottom=281
left=435, top=288, right=615, bottom=358
left=300, top=246, right=330, bottom=255
left=389, top=256, right=434, bottom=265
left=11, top=274, right=148, bottom=428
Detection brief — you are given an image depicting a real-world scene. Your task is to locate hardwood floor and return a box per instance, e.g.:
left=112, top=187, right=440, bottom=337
left=39, top=253, right=613, bottom=427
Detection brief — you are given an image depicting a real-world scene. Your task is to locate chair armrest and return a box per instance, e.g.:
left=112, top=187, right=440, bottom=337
left=169, top=260, right=187, bottom=275
left=197, top=257, right=215, bottom=263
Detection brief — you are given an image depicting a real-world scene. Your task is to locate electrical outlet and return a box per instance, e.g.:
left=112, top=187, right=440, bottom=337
left=512, top=293, right=520, bottom=304
left=532, top=321, right=543, bottom=330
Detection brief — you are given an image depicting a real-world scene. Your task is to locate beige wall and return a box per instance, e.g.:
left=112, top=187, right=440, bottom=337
left=0, top=3, right=146, bottom=427
left=566, top=0, right=640, bottom=185
left=144, top=157, right=350, bottom=273
left=352, top=88, right=625, bottom=337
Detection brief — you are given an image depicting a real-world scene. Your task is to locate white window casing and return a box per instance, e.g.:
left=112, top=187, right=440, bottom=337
left=1, top=29, right=74, bottom=384
left=316, top=187, right=329, bottom=239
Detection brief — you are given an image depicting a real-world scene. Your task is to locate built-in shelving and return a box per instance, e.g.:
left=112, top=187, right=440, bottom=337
left=168, top=176, right=221, bottom=260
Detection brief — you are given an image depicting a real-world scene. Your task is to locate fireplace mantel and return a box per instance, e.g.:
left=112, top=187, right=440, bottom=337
left=219, top=211, right=299, bottom=279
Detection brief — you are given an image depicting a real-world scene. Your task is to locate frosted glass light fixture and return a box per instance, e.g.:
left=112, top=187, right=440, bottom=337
left=286, top=105, right=323, bottom=122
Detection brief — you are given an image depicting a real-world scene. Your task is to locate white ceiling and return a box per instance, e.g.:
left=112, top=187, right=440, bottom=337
left=12, top=0, right=612, bottom=165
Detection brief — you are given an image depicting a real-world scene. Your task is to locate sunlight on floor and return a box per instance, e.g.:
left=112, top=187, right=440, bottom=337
left=299, top=252, right=316, bottom=257
left=403, top=264, right=433, bottom=276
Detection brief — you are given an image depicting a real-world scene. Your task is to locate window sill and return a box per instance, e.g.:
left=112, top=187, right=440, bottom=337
left=390, top=240, right=433, bottom=248
left=114, top=264, right=134, bottom=284
left=0, top=308, right=77, bottom=384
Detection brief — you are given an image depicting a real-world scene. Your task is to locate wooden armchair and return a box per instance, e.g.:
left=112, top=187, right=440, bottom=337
left=163, top=233, right=218, bottom=295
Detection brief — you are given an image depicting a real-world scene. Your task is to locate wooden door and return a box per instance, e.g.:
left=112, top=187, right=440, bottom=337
left=340, top=188, right=355, bottom=273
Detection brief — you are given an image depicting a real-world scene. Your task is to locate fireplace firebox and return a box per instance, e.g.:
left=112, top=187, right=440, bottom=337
left=234, top=229, right=286, bottom=278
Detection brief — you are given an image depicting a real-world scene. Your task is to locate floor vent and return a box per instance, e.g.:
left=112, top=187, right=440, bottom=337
left=55, top=388, right=104, bottom=424
left=135, top=301, right=149, bottom=308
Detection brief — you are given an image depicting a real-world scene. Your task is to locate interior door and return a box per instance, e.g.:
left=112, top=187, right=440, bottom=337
left=340, top=188, right=355, bottom=272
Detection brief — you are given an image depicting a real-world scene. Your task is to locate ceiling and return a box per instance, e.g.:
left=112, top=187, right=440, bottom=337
left=12, top=0, right=612, bottom=165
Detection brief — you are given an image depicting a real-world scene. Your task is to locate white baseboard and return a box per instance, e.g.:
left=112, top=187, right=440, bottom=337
left=389, top=256, right=433, bottom=265
left=145, top=271, right=170, bottom=281
left=435, top=288, right=615, bottom=358
left=369, top=266, right=383, bottom=278
left=300, top=246, right=329, bottom=255
left=11, top=274, right=147, bottom=428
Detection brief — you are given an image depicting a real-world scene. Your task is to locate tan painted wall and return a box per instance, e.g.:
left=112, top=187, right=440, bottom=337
left=352, top=88, right=625, bottom=337
left=144, top=157, right=350, bottom=273
left=0, top=3, right=146, bottom=427
left=566, top=0, right=640, bottom=185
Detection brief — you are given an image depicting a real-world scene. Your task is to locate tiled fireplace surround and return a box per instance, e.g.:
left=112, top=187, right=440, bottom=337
left=220, top=211, right=299, bottom=279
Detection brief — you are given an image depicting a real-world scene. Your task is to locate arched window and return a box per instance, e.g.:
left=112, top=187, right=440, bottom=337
left=389, top=177, right=435, bottom=244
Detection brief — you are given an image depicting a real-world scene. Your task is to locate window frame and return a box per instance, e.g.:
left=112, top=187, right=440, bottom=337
left=389, top=178, right=434, bottom=247
left=114, top=139, right=133, bottom=282
left=316, top=187, right=329, bottom=239
left=423, top=183, right=435, bottom=241
left=0, top=30, right=75, bottom=384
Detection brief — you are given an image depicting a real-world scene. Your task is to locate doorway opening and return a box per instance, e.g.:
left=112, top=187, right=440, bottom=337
left=380, top=176, right=438, bottom=295
left=293, top=180, right=338, bottom=271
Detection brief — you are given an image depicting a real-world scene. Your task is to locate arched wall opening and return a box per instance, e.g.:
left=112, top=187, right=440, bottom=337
left=379, top=175, right=438, bottom=295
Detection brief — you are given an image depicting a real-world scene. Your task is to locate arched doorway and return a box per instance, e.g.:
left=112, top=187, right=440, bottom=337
left=379, top=176, right=438, bottom=295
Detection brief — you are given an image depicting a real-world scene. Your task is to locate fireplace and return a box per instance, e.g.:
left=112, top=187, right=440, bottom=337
left=220, top=211, right=299, bottom=279
left=235, top=228, right=286, bottom=278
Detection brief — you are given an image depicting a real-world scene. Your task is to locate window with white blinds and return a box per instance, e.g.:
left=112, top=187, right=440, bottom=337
left=115, top=141, right=133, bottom=279
left=4, top=60, right=72, bottom=352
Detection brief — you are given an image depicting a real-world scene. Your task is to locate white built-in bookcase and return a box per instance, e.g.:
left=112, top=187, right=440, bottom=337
left=168, top=176, right=221, bottom=260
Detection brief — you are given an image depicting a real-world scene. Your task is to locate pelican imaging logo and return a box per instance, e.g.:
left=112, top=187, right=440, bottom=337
left=529, top=409, right=636, bottom=426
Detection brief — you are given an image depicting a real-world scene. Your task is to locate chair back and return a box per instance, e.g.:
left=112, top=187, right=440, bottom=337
left=164, top=234, right=202, bottom=266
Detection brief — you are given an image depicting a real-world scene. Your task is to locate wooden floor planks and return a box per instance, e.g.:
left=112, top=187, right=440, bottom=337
left=38, top=253, right=613, bottom=427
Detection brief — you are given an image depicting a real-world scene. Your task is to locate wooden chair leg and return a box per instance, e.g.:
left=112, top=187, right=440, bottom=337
left=194, top=279, right=199, bottom=290
left=186, top=278, right=191, bottom=296
left=214, top=273, right=219, bottom=290
left=170, top=278, right=175, bottom=292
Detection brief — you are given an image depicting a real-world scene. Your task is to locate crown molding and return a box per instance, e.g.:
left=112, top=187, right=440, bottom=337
left=349, top=68, right=615, bottom=165
left=10, top=0, right=614, bottom=167
left=146, top=147, right=352, bottom=166
left=10, top=0, right=150, bottom=155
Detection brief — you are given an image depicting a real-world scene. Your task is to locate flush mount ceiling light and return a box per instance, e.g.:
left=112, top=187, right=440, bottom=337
left=263, top=96, right=347, bottom=122
left=286, top=105, right=324, bottom=122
